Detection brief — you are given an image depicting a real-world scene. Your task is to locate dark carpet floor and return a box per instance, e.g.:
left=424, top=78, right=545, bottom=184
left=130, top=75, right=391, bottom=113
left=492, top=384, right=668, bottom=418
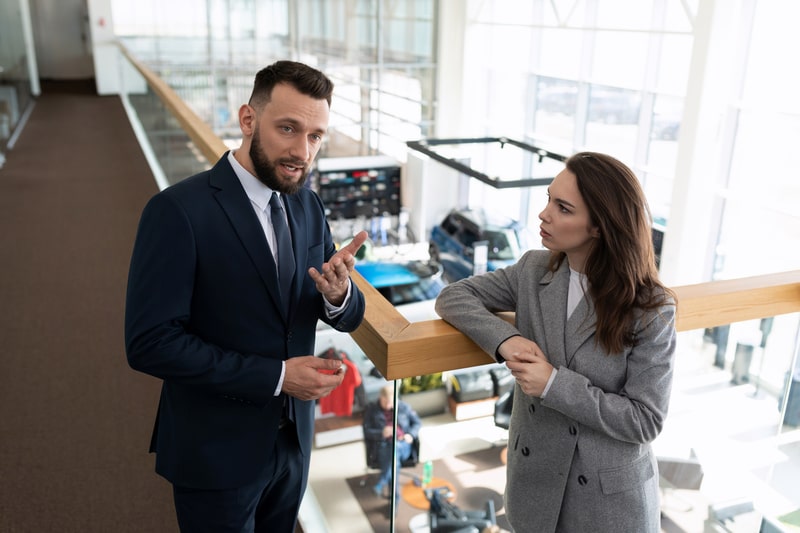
left=346, top=447, right=510, bottom=533
left=0, top=80, right=176, bottom=531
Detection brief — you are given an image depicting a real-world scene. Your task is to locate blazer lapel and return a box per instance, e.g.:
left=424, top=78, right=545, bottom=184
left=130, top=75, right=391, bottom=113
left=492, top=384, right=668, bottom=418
left=209, top=157, right=283, bottom=315
left=565, top=295, right=596, bottom=367
left=538, top=266, right=569, bottom=368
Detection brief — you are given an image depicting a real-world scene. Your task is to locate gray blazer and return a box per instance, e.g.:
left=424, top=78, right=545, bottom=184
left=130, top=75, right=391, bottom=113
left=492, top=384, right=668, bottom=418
left=435, top=250, right=676, bottom=533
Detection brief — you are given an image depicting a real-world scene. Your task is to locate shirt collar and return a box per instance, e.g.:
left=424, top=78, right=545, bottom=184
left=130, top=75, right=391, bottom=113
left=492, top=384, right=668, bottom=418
left=228, top=150, right=276, bottom=212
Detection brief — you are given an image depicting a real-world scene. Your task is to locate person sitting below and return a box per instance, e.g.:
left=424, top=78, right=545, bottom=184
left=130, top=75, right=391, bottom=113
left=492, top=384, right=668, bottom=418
left=362, top=384, right=422, bottom=499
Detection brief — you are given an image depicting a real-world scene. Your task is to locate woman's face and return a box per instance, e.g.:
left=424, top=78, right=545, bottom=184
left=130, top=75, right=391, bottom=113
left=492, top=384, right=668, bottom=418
left=538, top=168, right=599, bottom=272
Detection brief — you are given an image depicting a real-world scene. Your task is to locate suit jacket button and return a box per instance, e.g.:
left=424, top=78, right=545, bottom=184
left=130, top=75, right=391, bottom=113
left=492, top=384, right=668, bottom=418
left=578, top=475, right=588, bottom=485
left=521, top=447, right=530, bottom=457
left=569, top=425, right=577, bottom=436
left=528, top=404, right=536, bottom=414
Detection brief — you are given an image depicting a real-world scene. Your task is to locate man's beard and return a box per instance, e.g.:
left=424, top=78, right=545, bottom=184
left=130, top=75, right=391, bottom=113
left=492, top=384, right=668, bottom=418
left=249, top=128, right=309, bottom=195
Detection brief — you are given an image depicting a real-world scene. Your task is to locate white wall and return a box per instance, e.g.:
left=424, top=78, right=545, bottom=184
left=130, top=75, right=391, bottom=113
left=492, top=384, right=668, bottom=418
left=405, top=151, right=462, bottom=243
left=86, top=0, right=119, bottom=94
left=29, top=0, right=94, bottom=79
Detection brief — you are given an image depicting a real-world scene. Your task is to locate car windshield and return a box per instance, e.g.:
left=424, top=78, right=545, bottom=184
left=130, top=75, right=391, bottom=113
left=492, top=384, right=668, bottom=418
left=484, top=229, right=521, bottom=260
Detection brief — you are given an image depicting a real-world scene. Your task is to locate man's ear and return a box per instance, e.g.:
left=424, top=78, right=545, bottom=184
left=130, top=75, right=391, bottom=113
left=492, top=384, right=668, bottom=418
left=239, top=104, right=256, bottom=136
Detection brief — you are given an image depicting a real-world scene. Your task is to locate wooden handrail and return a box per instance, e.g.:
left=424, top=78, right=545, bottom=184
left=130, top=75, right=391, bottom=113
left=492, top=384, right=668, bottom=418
left=119, top=46, right=228, bottom=164
left=352, top=270, right=800, bottom=379
left=117, top=44, right=800, bottom=381
left=673, top=270, right=800, bottom=331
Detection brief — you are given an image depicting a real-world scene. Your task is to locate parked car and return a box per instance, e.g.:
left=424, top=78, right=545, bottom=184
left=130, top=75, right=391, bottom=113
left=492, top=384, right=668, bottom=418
left=587, top=88, right=641, bottom=125
left=429, top=207, right=530, bottom=282
left=354, top=259, right=446, bottom=306
left=314, top=259, right=445, bottom=411
left=651, top=113, right=681, bottom=141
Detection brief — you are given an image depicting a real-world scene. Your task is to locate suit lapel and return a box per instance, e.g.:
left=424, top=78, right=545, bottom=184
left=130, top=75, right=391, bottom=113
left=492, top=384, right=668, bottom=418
left=565, top=295, right=596, bottom=367
left=538, top=266, right=569, bottom=368
left=538, top=261, right=598, bottom=369
left=209, top=157, right=284, bottom=316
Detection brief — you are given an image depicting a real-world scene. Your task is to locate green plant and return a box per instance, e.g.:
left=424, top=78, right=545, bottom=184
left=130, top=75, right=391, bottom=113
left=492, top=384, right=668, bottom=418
left=400, top=372, right=444, bottom=394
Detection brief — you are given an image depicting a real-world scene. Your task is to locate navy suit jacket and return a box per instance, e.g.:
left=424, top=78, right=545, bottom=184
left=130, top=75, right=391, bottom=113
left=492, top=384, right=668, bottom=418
left=125, top=153, right=365, bottom=490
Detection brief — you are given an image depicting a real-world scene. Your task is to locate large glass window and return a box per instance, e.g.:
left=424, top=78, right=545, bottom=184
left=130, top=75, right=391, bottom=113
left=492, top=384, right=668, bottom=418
left=463, top=0, right=696, bottom=233
left=0, top=0, right=35, bottom=160
left=112, top=0, right=437, bottom=162
left=709, top=0, right=800, bottom=280
left=109, top=2, right=800, bottom=531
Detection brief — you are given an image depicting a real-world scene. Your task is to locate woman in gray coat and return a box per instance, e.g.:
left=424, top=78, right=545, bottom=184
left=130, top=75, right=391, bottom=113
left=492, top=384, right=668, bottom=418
left=435, top=152, right=677, bottom=533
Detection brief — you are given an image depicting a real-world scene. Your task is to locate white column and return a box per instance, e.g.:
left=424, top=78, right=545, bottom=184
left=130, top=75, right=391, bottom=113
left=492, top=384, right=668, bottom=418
left=434, top=0, right=467, bottom=137
left=659, top=0, right=746, bottom=286
left=86, top=0, right=119, bottom=95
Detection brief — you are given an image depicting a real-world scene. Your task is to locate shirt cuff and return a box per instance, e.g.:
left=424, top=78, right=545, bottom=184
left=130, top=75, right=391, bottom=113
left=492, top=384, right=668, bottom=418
left=541, top=368, right=557, bottom=398
left=323, top=279, right=352, bottom=318
left=274, top=361, right=286, bottom=396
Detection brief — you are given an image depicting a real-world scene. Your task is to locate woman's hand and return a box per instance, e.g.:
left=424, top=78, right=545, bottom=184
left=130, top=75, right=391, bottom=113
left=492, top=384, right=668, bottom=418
left=499, top=336, right=554, bottom=397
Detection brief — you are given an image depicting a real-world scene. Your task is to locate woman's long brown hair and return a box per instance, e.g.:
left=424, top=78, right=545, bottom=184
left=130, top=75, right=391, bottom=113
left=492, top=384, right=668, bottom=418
left=548, top=152, right=677, bottom=353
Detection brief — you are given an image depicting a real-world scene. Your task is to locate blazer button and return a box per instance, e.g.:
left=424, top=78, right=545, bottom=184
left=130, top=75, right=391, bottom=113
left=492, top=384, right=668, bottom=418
left=521, top=447, right=530, bottom=457
left=528, top=404, right=536, bottom=414
left=569, top=425, right=577, bottom=436
left=578, top=475, right=588, bottom=485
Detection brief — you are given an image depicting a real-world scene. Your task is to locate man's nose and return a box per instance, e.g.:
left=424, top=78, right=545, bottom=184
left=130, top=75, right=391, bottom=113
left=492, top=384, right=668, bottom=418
left=288, top=137, right=311, bottom=161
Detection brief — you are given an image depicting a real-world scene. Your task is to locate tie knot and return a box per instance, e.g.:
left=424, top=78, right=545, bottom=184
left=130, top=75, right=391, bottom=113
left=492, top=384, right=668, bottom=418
left=269, top=191, right=295, bottom=313
left=269, top=192, right=282, bottom=210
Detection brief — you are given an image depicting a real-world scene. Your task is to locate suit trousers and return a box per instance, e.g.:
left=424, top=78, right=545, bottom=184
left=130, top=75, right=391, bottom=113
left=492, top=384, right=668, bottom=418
left=172, top=423, right=304, bottom=533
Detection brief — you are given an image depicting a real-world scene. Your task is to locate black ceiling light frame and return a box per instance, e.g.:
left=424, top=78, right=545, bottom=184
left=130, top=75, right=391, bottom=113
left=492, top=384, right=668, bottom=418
left=406, top=136, right=567, bottom=189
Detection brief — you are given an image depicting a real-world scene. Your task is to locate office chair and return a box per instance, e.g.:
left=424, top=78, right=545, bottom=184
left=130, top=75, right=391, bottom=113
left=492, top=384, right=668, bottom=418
left=426, top=485, right=497, bottom=533
left=359, top=435, right=421, bottom=488
left=365, top=434, right=420, bottom=470
left=493, top=388, right=513, bottom=430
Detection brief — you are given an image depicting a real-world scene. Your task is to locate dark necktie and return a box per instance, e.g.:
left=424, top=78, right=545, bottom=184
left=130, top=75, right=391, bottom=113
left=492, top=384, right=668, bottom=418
left=270, top=193, right=295, bottom=424
left=269, top=192, right=295, bottom=313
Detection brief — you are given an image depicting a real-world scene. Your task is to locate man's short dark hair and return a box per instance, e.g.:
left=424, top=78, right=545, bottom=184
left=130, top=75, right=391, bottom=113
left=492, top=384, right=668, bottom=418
left=249, top=60, right=334, bottom=108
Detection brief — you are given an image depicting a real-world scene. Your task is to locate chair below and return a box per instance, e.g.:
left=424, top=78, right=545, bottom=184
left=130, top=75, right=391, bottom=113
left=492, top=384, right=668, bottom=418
left=493, top=389, right=513, bottom=430
left=365, top=435, right=420, bottom=470
left=427, top=486, right=497, bottom=533
left=359, top=435, right=420, bottom=488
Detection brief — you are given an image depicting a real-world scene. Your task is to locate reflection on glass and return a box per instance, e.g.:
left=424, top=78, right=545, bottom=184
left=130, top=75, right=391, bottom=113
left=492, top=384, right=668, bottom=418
left=656, top=316, right=800, bottom=530
left=0, top=0, right=34, bottom=156
left=314, top=311, right=800, bottom=533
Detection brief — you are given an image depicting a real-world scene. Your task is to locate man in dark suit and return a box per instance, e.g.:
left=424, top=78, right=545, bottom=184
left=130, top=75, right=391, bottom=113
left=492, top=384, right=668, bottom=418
left=125, top=60, right=367, bottom=533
